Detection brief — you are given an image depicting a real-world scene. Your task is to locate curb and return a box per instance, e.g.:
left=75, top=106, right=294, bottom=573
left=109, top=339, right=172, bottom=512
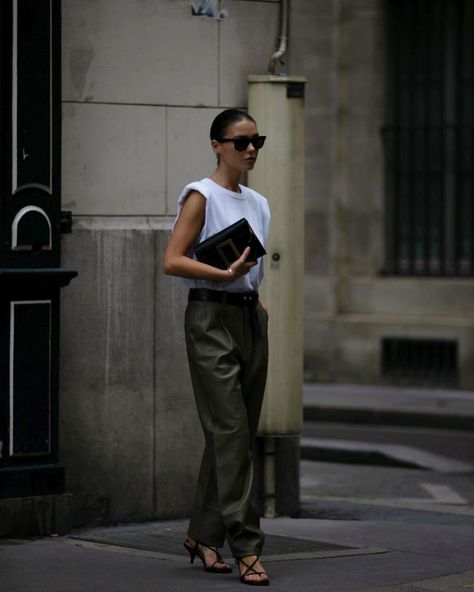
left=300, top=437, right=474, bottom=473
left=303, top=405, right=474, bottom=431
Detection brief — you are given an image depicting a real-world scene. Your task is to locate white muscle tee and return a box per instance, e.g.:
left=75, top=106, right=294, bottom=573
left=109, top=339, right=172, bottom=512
left=176, top=177, right=270, bottom=293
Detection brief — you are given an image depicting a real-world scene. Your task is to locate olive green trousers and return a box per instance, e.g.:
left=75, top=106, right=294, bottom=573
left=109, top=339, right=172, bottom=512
left=185, top=299, right=268, bottom=558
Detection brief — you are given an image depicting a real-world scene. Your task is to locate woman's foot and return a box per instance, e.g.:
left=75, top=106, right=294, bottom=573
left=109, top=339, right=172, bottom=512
left=236, top=555, right=269, bottom=586
left=184, top=538, right=232, bottom=573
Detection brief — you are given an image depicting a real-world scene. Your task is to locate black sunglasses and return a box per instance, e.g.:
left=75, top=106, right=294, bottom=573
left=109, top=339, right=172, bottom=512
left=216, top=135, right=266, bottom=151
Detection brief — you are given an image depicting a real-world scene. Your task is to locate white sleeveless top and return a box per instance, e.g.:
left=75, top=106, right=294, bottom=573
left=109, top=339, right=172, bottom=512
left=176, top=177, right=270, bottom=293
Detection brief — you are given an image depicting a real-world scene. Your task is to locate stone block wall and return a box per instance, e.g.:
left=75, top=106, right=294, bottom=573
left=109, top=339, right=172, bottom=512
left=58, top=0, right=474, bottom=526
left=59, top=0, right=280, bottom=526
left=289, top=0, right=474, bottom=389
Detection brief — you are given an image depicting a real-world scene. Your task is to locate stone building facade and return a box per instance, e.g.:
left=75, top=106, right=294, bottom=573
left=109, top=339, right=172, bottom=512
left=59, top=0, right=473, bottom=527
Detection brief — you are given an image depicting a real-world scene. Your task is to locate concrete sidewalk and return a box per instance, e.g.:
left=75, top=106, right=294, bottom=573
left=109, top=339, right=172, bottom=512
left=1, top=511, right=474, bottom=591
left=302, top=383, right=474, bottom=472
left=2, top=384, right=474, bottom=591
left=3, top=447, right=474, bottom=592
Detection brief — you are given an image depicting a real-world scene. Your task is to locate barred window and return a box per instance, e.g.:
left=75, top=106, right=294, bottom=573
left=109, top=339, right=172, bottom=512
left=384, top=0, right=473, bottom=276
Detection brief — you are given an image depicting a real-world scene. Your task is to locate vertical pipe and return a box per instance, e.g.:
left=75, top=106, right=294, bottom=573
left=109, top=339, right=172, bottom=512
left=267, top=0, right=288, bottom=75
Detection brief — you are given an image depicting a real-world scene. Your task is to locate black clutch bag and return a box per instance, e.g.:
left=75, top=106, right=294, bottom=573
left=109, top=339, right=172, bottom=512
left=193, top=218, right=266, bottom=269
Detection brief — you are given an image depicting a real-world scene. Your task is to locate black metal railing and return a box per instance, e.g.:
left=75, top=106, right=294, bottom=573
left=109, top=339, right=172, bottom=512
left=382, top=337, right=458, bottom=384
left=384, top=0, right=473, bottom=276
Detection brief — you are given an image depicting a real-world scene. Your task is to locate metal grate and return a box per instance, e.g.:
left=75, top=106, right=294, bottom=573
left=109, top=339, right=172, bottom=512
left=69, top=526, right=379, bottom=562
left=382, top=337, right=458, bottom=384
left=383, top=0, right=474, bottom=276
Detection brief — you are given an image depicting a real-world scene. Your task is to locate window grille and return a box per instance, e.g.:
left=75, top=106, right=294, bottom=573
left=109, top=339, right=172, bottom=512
left=383, top=0, right=474, bottom=276
left=381, top=337, right=458, bottom=384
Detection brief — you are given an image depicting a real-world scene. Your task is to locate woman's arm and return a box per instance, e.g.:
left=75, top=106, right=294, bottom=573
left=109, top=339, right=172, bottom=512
left=162, top=191, right=255, bottom=281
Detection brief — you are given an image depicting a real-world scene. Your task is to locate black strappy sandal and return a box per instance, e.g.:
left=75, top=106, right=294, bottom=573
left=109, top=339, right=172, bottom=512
left=183, top=540, right=232, bottom=574
left=236, top=556, right=270, bottom=586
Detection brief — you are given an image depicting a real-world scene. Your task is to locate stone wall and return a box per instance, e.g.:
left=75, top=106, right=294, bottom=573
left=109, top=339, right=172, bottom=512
left=289, top=0, right=474, bottom=388
left=59, top=0, right=280, bottom=526
left=58, top=0, right=474, bottom=527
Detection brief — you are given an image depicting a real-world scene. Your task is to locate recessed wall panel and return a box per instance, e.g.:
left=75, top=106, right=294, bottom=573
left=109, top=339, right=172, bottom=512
left=10, top=301, right=51, bottom=456
left=13, top=0, right=52, bottom=194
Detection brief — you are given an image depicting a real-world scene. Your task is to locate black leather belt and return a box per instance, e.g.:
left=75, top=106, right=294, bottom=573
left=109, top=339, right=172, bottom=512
left=189, top=288, right=259, bottom=307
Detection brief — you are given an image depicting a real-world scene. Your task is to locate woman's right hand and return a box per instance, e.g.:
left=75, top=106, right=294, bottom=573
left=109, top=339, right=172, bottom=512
left=227, top=246, right=257, bottom=280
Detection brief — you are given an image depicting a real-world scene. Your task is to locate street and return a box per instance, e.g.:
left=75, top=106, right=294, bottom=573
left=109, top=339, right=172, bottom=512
left=301, top=459, right=474, bottom=526
left=301, top=383, right=474, bottom=523
left=1, top=383, right=474, bottom=591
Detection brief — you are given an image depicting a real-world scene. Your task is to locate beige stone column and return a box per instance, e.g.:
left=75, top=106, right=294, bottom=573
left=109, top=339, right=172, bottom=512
left=248, top=75, right=306, bottom=436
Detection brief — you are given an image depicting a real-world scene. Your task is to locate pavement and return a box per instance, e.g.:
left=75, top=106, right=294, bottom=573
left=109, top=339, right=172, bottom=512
left=302, top=383, right=474, bottom=471
left=1, top=383, right=474, bottom=592
left=303, top=383, right=474, bottom=430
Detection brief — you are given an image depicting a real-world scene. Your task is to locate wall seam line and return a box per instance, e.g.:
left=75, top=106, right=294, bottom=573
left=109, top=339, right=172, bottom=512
left=62, top=100, right=245, bottom=110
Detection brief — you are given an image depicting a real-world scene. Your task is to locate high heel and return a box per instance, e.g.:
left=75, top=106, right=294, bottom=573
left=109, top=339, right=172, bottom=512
left=236, top=556, right=269, bottom=586
left=183, top=540, right=232, bottom=574
left=184, top=540, right=198, bottom=564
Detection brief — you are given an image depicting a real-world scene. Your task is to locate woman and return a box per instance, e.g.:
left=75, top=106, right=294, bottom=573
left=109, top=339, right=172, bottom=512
left=163, top=109, right=270, bottom=586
